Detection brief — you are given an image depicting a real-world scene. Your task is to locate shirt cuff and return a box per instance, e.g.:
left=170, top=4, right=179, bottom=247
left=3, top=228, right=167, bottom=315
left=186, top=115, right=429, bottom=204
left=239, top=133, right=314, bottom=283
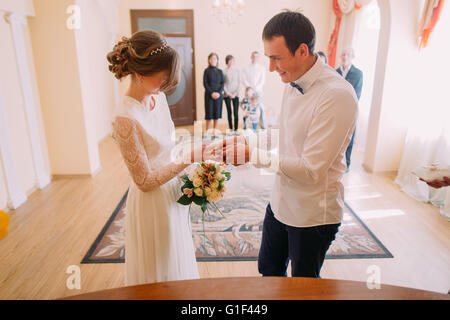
left=250, top=147, right=280, bottom=173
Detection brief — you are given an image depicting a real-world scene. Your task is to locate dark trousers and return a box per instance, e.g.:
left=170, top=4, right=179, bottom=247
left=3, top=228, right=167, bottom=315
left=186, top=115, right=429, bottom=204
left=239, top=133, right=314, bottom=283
left=258, top=203, right=340, bottom=278
left=224, top=96, right=239, bottom=130
left=346, top=129, right=356, bottom=169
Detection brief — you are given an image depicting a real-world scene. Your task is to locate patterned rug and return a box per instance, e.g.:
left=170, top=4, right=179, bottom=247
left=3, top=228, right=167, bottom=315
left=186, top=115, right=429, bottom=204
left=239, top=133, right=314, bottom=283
left=81, top=165, right=393, bottom=263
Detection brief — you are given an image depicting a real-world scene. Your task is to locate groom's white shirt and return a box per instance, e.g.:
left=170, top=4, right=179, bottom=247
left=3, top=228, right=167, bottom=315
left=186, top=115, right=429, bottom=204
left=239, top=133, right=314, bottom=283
left=250, top=57, right=358, bottom=227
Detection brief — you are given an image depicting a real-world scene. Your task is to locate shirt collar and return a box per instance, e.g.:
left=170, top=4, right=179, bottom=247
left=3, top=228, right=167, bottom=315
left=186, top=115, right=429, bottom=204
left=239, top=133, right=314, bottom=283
left=292, top=55, right=324, bottom=94
left=341, top=64, right=352, bottom=72
left=341, top=64, right=353, bottom=76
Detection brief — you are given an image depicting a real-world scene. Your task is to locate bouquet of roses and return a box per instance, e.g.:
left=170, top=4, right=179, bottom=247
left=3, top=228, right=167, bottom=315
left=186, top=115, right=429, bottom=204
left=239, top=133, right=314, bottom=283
left=177, top=161, right=231, bottom=233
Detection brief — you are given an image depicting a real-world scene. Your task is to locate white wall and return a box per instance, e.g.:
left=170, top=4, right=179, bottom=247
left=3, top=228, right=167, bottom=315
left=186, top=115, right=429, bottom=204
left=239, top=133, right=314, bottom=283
left=0, top=159, right=7, bottom=210
left=75, top=0, right=119, bottom=146
left=0, top=0, right=51, bottom=211
left=375, top=0, right=423, bottom=172
left=0, top=0, right=120, bottom=210
left=28, top=0, right=119, bottom=177
left=73, top=0, right=120, bottom=174
left=117, top=0, right=333, bottom=124
left=0, top=15, right=35, bottom=193
left=29, top=0, right=93, bottom=176
left=0, top=0, right=34, bottom=16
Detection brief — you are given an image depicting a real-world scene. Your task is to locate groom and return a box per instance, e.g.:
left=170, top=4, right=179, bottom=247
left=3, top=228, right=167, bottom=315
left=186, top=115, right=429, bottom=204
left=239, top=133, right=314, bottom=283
left=222, top=11, right=358, bottom=278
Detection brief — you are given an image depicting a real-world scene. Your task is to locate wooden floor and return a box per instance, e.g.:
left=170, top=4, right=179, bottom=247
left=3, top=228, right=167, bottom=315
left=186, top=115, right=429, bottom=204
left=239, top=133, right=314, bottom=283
left=0, top=131, right=449, bottom=299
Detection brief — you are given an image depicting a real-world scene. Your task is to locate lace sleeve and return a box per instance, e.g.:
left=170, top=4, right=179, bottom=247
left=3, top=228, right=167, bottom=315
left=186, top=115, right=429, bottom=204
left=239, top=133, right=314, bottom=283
left=112, top=117, right=190, bottom=192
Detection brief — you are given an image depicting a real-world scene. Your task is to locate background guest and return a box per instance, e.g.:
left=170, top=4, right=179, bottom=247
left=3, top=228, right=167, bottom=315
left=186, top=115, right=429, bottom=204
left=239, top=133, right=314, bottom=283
left=240, top=86, right=255, bottom=130
left=223, top=55, right=241, bottom=132
left=336, top=47, right=363, bottom=172
left=243, top=93, right=262, bottom=133
left=203, top=52, right=224, bottom=138
left=242, top=51, right=266, bottom=129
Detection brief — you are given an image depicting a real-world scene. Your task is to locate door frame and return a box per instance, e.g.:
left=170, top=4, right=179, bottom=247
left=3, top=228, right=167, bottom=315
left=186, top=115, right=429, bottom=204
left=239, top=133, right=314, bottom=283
left=130, top=9, right=197, bottom=124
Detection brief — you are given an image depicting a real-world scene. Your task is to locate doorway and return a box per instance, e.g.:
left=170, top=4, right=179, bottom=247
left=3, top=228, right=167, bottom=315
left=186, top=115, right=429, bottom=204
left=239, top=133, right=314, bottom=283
left=130, top=9, right=196, bottom=126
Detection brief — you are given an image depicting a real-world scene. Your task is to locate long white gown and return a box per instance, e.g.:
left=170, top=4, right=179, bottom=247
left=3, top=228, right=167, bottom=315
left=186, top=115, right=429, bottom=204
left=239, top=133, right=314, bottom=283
left=112, top=93, right=199, bottom=286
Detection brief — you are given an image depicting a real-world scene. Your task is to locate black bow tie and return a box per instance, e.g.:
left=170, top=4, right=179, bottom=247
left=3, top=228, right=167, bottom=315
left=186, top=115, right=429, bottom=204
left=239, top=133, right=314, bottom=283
left=290, top=82, right=304, bottom=94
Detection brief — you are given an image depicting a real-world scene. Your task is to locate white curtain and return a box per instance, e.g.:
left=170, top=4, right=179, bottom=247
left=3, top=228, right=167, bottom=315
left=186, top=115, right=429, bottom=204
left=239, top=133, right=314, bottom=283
left=395, top=1, right=450, bottom=220
left=395, top=125, right=450, bottom=220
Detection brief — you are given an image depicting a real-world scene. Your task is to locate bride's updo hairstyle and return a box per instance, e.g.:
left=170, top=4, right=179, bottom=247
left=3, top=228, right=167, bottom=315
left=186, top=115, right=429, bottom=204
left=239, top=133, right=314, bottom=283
left=107, top=30, right=181, bottom=93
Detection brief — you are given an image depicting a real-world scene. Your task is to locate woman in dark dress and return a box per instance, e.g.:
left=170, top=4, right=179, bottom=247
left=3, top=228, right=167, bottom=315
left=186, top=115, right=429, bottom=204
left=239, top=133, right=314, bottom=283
left=203, top=52, right=224, bottom=136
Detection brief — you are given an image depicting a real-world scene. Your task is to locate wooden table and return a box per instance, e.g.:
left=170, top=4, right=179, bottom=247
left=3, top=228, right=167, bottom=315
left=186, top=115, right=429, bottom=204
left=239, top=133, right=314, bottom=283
left=64, top=277, right=449, bottom=300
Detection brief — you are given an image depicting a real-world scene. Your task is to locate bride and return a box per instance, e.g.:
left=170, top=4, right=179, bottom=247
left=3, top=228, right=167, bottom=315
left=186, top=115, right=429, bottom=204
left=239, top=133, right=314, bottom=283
left=107, top=30, right=215, bottom=285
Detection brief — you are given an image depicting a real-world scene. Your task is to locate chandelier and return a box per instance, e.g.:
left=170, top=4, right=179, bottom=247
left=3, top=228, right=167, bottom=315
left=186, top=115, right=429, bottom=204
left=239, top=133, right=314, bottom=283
left=212, top=0, right=245, bottom=25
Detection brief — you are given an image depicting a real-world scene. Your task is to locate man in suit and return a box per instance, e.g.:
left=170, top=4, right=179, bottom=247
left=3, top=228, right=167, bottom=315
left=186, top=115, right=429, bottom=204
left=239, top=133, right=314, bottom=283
left=336, top=47, right=363, bottom=172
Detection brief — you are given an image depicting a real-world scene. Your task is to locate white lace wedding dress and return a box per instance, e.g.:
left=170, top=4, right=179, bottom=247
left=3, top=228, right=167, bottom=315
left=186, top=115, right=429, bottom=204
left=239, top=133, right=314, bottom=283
left=112, top=92, right=199, bottom=286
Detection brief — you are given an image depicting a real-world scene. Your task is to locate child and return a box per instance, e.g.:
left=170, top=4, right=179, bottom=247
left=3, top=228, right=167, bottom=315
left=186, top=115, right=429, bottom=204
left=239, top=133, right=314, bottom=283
left=240, top=87, right=255, bottom=130
left=243, top=94, right=262, bottom=133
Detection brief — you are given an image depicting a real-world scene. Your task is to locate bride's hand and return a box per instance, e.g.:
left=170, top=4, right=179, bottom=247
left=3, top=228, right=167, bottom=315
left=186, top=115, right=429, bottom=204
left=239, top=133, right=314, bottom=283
left=203, top=141, right=224, bottom=162
left=190, top=143, right=224, bottom=163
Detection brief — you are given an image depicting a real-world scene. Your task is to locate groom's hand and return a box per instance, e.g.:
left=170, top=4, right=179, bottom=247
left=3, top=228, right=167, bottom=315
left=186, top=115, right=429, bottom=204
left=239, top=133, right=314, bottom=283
left=203, top=137, right=250, bottom=165
left=223, top=143, right=249, bottom=166
left=203, top=141, right=224, bottom=163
